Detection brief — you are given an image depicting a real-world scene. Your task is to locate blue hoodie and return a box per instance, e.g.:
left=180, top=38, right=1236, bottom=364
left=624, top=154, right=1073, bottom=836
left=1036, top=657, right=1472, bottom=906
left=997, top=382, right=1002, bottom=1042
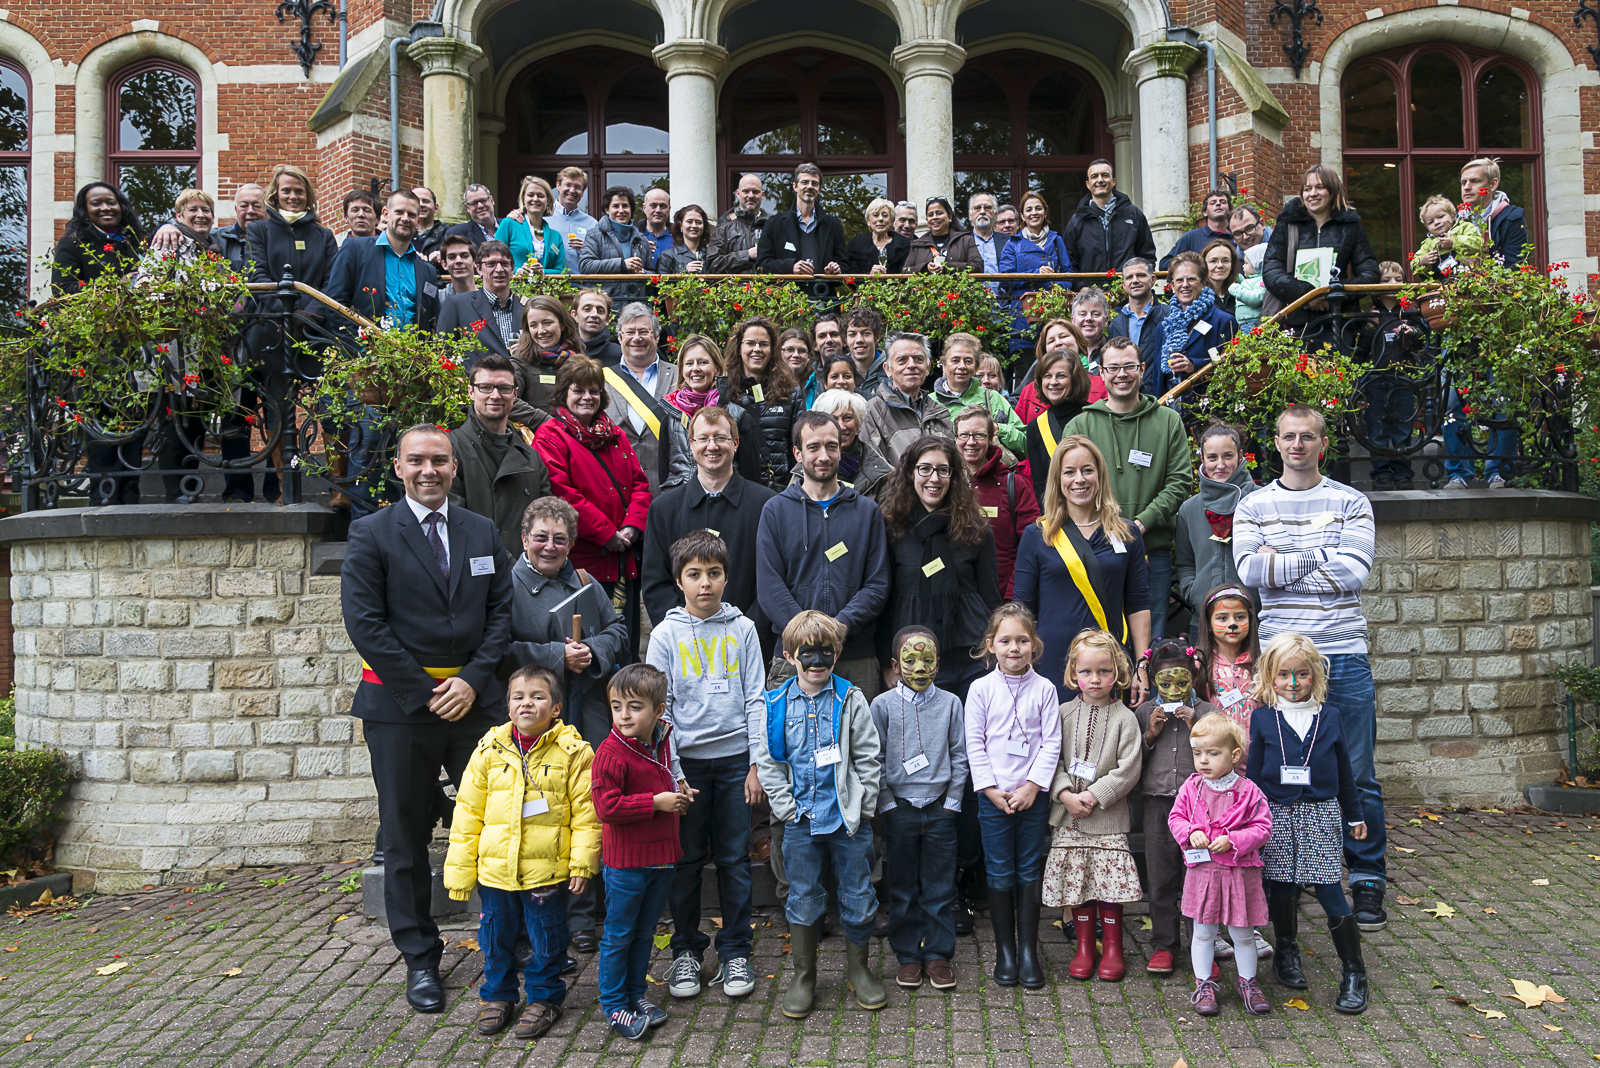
left=754, top=481, right=890, bottom=661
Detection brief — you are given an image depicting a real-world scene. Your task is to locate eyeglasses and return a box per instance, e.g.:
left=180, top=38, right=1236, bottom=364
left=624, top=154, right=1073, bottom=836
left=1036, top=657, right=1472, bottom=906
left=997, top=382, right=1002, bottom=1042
left=471, top=383, right=517, bottom=396
left=569, top=386, right=605, bottom=397
left=620, top=329, right=654, bottom=340
left=525, top=533, right=570, bottom=547
left=914, top=464, right=953, bottom=480
left=691, top=435, right=734, bottom=447
left=1101, top=364, right=1142, bottom=376
left=955, top=431, right=990, bottom=442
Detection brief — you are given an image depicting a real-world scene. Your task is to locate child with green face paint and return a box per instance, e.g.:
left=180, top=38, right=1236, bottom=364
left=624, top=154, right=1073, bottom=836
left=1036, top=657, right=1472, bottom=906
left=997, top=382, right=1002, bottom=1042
left=868, top=627, right=969, bottom=993
left=1131, top=640, right=1220, bottom=979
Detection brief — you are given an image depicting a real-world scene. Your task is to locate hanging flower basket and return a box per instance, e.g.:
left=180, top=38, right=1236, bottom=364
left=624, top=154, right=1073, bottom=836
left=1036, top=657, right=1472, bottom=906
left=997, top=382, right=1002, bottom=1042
left=1417, top=290, right=1450, bottom=330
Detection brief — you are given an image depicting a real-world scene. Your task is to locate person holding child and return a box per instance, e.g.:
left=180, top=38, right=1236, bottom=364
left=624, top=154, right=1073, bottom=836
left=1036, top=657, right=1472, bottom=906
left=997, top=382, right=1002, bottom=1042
left=1131, top=640, right=1220, bottom=977
left=645, top=531, right=769, bottom=1002
left=1412, top=194, right=1485, bottom=278
left=870, top=627, right=969, bottom=991
left=755, top=610, right=886, bottom=1018
left=1169, top=713, right=1273, bottom=1016
left=1245, top=633, right=1371, bottom=1015
left=1045, top=629, right=1144, bottom=984
left=443, top=664, right=602, bottom=1039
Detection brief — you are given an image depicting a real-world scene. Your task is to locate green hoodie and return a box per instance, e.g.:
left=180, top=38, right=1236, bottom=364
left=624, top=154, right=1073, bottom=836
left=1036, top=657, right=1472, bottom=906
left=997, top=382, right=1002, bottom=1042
left=1062, top=396, right=1193, bottom=551
left=933, top=376, right=1028, bottom=457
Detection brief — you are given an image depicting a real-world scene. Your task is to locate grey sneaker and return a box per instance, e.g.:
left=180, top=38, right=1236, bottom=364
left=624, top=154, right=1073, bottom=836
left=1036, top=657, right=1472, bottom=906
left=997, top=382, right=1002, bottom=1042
left=608, top=1008, right=648, bottom=1040
left=1446, top=476, right=1470, bottom=489
left=667, top=951, right=702, bottom=998
left=1488, top=475, right=1509, bottom=489
left=718, top=956, right=756, bottom=997
left=1254, top=929, right=1274, bottom=961
left=633, top=997, right=668, bottom=1029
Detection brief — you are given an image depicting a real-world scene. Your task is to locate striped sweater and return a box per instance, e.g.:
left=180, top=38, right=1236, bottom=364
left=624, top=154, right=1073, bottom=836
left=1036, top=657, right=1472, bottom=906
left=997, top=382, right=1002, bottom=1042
left=1231, top=477, right=1375, bottom=654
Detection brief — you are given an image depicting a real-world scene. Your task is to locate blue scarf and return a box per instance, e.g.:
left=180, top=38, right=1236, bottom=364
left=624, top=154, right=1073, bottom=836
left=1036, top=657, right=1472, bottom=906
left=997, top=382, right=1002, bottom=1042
left=1159, top=286, right=1216, bottom=381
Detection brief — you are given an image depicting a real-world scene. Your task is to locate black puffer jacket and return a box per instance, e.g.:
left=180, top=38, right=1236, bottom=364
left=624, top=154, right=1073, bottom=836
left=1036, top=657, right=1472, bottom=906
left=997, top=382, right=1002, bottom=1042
left=734, top=376, right=798, bottom=488
left=1261, top=198, right=1380, bottom=325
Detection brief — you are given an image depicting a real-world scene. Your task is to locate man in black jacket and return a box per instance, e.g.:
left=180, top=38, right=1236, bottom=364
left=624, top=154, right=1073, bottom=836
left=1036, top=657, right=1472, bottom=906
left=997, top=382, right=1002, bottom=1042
left=1160, top=188, right=1235, bottom=271
left=706, top=174, right=769, bottom=274
left=412, top=186, right=449, bottom=262
left=437, top=241, right=521, bottom=362
left=574, top=288, right=622, bottom=364
left=757, top=163, right=845, bottom=276
left=324, top=190, right=443, bottom=332
left=444, top=183, right=499, bottom=247
left=1460, top=157, right=1529, bottom=268
left=1062, top=160, right=1157, bottom=281
left=341, top=424, right=514, bottom=1015
left=641, top=405, right=777, bottom=652
left=450, top=355, right=553, bottom=554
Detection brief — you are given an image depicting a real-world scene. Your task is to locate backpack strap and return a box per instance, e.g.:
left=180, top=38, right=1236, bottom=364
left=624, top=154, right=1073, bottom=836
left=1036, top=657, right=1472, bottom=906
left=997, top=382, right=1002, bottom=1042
left=1006, top=471, right=1017, bottom=516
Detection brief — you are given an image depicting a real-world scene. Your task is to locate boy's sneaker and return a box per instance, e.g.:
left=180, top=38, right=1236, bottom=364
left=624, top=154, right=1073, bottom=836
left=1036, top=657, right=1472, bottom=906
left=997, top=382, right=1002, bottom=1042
left=1489, top=475, right=1509, bottom=489
left=1446, top=476, right=1470, bottom=489
left=608, top=1008, right=649, bottom=1040
left=633, top=997, right=668, bottom=1029
left=1213, top=934, right=1235, bottom=961
left=1351, top=881, right=1389, bottom=931
left=667, top=952, right=703, bottom=998
left=717, top=956, right=756, bottom=998
left=1253, top=929, right=1274, bottom=961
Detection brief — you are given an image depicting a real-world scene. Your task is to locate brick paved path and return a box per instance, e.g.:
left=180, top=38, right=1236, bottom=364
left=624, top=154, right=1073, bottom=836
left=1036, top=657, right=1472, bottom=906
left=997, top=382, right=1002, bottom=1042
left=4, top=807, right=1597, bottom=1068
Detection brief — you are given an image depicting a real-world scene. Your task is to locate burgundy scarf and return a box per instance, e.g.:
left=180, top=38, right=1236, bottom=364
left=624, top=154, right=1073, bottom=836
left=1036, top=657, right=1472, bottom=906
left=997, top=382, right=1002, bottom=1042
left=554, top=405, right=622, bottom=450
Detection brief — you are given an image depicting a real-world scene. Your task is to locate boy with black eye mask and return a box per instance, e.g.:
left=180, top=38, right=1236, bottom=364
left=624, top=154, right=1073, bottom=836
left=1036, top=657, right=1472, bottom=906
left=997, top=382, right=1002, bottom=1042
left=869, top=627, right=967, bottom=992
left=755, top=610, right=884, bottom=1019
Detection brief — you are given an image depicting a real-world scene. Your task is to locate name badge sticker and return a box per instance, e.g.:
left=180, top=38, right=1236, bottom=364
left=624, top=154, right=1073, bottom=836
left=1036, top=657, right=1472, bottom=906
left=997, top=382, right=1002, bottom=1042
left=705, top=528, right=720, bottom=538
left=752, top=384, right=765, bottom=403
left=1005, top=738, right=1031, bottom=757
left=982, top=506, right=999, bottom=518
left=1107, top=534, right=1127, bottom=555
left=1281, top=766, right=1312, bottom=786
left=522, top=797, right=550, bottom=818
left=825, top=542, right=849, bottom=562
left=902, top=754, right=930, bottom=775
left=1183, top=847, right=1213, bottom=864
left=1070, top=759, right=1098, bottom=782
left=295, top=240, right=306, bottom=250
left=706, top=679, right=730, bottom=695
left=1218, top=688, right=1246, bottom=707
left=539, top=373, right=556, bottom=384
left=814, top=745, right=842, bottom=768
left=784, top=241, right=797, bottom=251
left=1128, top=449, right=1153, bottom=468
left=922, top=557, right=946, bottom=578
left=1192, top=319, right=1212, bottom=336
left=1310, top=512, right=1337, bottom=527
left=423, top=282, right=439, bottom=298
left=469, top=555, right=496, bottom=576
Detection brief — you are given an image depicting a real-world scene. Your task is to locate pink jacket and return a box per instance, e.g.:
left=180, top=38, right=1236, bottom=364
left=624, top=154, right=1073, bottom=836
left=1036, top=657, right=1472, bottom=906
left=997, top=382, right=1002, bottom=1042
left=1167, top=772, right=1271, bottom=868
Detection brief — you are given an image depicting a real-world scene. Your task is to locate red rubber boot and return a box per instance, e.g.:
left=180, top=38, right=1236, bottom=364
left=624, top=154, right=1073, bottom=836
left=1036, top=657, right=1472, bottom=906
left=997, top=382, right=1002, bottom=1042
left=1097, top=903, right=1126, bottom=981
left=1068, top=902, right=1099, bottom=980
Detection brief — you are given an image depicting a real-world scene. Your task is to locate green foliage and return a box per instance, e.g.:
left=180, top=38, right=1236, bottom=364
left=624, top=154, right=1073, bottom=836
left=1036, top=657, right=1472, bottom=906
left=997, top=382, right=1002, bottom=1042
left=1554, top=662, right=1600, bottom=706
left=850, top=270, right=1014, bottom=347
left=1198, top=319, right=1369, bottom=454
left=305, top=325, right=476, bottom=460
left=652, top=276, right=814, bottom=349
left=509, top=271, right=577, bottom=303
left=1012, top=276, right=1128, bottom=340
left=0, top=695, right=13, bottom=751
left=1182, top=193, right=1278, bottom=234
left=0, top=746, right=71, bottom=861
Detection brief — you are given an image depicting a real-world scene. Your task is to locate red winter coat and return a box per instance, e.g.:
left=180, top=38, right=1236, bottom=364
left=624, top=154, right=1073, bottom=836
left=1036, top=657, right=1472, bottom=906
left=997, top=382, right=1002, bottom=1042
left=969, top=445, right=1041, bottom=599
left=533, top=415, right=652, bottom=581
left=1014, top=375, right=1106, bottom=424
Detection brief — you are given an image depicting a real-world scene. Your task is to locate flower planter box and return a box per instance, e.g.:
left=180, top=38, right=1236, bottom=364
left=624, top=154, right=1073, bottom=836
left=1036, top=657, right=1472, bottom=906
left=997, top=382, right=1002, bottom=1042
left=0, top=870, right=73, bottom=911
left=1523, top=784, right=1600, bottom=814
left=1417, top=290, right=1450, bottom=330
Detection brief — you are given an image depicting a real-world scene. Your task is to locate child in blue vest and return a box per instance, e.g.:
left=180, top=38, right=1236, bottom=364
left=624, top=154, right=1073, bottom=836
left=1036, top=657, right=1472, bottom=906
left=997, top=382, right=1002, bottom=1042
left=753, top=609, right=885, bottom=1020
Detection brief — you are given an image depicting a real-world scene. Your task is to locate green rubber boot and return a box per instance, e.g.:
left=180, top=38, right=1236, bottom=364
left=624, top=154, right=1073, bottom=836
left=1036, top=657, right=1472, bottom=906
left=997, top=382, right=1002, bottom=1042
left=846, top=938, right=887, bottom=1010
left=782, top=924, right=819, bottom=1018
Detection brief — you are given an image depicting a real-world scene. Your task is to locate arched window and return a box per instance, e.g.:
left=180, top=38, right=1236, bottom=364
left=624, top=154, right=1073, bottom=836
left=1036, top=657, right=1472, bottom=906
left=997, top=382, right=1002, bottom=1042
left=502, top=48, right=668, bottom=211
left=719, top=50, right=901, bottom=239
left=0, top=58, right=28, bottom=307
left=953, top=52, right=1110, bottom=229
left=1342, top=44, right=1542, bottom=270
left=108, top=61, right=201, bottom=230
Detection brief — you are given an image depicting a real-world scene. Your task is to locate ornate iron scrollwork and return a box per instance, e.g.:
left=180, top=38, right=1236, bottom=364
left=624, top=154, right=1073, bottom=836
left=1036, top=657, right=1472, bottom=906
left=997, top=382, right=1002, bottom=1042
left=1269, top=0, right=1322, bottom=79
left=1577, top=0, right=1600, bottom=67
left=276, top=0, right=336, bottom=77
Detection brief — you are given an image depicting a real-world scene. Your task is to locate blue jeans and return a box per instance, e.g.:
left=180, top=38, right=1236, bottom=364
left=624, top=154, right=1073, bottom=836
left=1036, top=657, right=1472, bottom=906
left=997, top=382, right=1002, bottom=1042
left=976, top=792, right=1050, bottom=889
left=1147, top=548, right=1173, bottom=640
left=669, top=755, right=754, bottom=964
left=1443, top=385, right=1516, bottom=482
left=782, top=817, right=877, bottom=943
left=1325, top=653, right=1387, bottom=884
left=599, top=865, right=674, bottom=1016
left=478, top=884, right=569, bottom=1006
left=346, top=403, right=391, bottom=518
left=1362, top=372, right=1417, bottom=482
left=884, top=801, right=958, bottom=963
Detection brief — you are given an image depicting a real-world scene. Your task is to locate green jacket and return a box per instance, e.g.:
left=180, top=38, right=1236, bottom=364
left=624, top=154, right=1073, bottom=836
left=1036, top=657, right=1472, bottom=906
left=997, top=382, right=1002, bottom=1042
left=1062, top=396, right=1193, bottom=551
left=933, top=376, right=1027, bottom=458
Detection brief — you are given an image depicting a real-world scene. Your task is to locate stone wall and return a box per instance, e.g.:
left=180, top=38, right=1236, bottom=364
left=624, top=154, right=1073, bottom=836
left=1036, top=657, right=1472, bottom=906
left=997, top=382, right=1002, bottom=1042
left=1364, top=492, right=1600, bottom=807
left=4, top=506, right=367, bottom=893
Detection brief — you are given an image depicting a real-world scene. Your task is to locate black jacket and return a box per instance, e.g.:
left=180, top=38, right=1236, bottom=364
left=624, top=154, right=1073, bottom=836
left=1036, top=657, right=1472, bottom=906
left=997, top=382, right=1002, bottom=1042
left=1024, top=399, right=1092, bottom=502
left=341, top=500, right=514, bottom=725
left=445, top=218, right=499, bottom=247
left=757, top=209, right=847, bottom=273
left=51, top=226, right=142, bottom=294
left=734, top=376, right=798, bottom=488
left=706, top=208, right=768, bottom=274
left=1063, top=193, right=1157, bottom=279
left=1488, top=200, right=1530, bottom=268
left=247, top=206, right=339, bottom=291
left=583, top=327, right=623, bottom=365
left=415, top=221, right=449, bottom=258
left=641, top=471, right=778, bottom=635
left=1261, top=198, right=1380, bottom=325
left=448, top=411, right=554, bottom=556
left=324, top=234, right=443, bottom=331
left=210, top=222, right=251, bottom=273
left=877, top=504, right=1002, bottom=663
left=846, top=231, right=910, bottom=274
left=438, top=288, right=522, bottom=360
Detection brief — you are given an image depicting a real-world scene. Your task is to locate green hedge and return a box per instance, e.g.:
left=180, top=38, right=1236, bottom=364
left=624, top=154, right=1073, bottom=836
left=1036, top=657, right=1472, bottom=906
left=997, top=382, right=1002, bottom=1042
left=0, top=747, right=70, bottom=860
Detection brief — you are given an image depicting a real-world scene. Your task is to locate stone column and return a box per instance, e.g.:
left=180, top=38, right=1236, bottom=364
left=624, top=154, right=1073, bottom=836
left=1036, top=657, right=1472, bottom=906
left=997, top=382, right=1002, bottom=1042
left=477, top=116, right=506, bottom=202
left=654, top=40, right=727, bottom=218
left=1123, top=42, right=1200, bottom=256
left=410, top=36, right=485, bottom=225
left=893, top=39, right=966, bottom=211
left=1108, top=116, right=1135, bottom=203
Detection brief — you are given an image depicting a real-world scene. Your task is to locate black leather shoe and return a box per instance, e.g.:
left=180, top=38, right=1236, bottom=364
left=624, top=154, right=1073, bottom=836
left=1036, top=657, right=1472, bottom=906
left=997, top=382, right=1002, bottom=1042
left=954, top=901, right=975, bottom=936
left=874, top=911, right=889, bottom=938
left=571, top=929, right=599, bottom=953
left=406, top=967, right=445, bottom=1012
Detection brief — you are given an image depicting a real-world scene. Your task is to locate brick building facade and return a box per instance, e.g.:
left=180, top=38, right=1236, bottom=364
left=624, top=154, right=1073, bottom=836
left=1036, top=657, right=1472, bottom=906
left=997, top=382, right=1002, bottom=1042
left=1, top=0, right=1589, bottom=298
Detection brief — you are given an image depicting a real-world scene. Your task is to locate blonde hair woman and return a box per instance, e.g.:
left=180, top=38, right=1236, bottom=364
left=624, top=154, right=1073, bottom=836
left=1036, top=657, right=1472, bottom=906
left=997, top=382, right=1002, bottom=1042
left=848, top=195, right=910, bottom=275
left=1013, top=433, right=1152, bottom=701
left=496, top=174, right=567, bottom=275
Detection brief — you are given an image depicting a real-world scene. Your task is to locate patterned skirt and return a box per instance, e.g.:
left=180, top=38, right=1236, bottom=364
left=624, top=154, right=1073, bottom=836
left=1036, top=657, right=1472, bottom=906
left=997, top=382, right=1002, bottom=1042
left=1042, top=826, right=1143, bottom=908
left=1260, top=799, right=1345, bottom=885
left=1181, top=862, right=1269, bottom=927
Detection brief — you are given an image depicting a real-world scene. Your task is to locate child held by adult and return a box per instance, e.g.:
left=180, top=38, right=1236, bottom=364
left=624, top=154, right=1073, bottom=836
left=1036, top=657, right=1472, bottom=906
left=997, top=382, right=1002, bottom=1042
left=964, top=604, right=1062, bottom=988
left=1245, top=634, right=1371, bottom=1014
left=1046, top=630, right=1144, bottom=983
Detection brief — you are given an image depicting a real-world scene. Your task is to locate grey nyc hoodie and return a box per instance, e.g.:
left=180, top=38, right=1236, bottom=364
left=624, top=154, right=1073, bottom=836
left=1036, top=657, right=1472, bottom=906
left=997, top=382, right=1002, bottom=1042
left=645, top=602, right=768, bottom=782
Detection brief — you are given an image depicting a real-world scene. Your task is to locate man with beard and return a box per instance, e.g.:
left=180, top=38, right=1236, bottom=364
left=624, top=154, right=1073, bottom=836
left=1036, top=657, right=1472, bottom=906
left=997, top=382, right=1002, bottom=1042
left=758, top=164, right=846, bottom=277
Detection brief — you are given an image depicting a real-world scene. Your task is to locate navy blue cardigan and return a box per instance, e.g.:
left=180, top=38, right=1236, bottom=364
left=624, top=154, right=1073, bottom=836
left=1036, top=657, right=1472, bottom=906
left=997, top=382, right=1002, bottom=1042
left=1245, top=703, right=1363, bottom=819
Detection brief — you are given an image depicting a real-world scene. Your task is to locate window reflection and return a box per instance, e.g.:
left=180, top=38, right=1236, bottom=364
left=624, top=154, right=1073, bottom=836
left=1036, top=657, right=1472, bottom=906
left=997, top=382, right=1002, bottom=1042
left=117, top=69, right=197, bottom=152
left=1345, top=160, right=1402, bottom=267
left=730, top=63, right=798, bottom=155
left=953, top=69, right=1009, bottom=155
left=120, top=164, right=195, bottom=231
left=515, top=66, right=587, bottom=155
left=605, top=67, right=668, bottom=154
left=0, top=65, right=27, bottom=153
left=817, top=65, right=886, bottom=154
left=1476, top=65, right=1530, bottom=149
left=0, top=60, right=27, bottom=306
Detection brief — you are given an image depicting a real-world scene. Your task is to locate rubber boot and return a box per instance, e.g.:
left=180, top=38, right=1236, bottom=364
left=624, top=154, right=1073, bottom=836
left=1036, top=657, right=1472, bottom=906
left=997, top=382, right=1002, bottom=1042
left=845, top=939, right=887, bottom=1010
left=1068, top=902, right=1099, bottom=980
left=1097, top=902, right=1126, bottom=982
left=1269, top=898, right=1308, bottom=989
left=988, top=887, right=1019, bottom=985
left=1328, top=915, right=1369, bottom=1014
left=1016, top=881, right=1046, bottom=989
left=782, top=924, right=819, bottom=1018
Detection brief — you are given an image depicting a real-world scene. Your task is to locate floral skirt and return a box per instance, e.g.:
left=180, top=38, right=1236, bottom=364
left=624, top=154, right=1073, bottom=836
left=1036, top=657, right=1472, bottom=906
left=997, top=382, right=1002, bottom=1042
left=1260, top=799, right=1345, bottom=885
left=1042, top=827, right=1143, bottom=908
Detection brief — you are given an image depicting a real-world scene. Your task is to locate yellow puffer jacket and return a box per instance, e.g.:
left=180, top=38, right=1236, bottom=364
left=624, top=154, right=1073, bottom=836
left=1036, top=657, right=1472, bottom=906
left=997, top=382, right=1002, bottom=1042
left=444, top=721, right=602, bottom=899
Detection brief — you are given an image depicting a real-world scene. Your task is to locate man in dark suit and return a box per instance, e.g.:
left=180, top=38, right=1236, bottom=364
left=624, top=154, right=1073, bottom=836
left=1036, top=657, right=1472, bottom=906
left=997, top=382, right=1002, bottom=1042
left=757, top=163, right=846, bottom=276
left=1106, top=256, right=1171, bottom=384
left=437, top=240, right=521, bottom=362
left=341, top=424, right=514, bottom=1014
left=445, top=183, right=500, bottom=247
left=324, top=189, right=443, bottom=332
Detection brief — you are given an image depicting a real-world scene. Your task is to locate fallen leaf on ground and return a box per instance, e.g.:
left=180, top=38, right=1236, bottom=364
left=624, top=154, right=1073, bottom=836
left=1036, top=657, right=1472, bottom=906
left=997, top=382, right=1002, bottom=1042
left=118, top=907, right=130, bottom=911
left=1469, top=1004, right=1508, bottom=1020
left=1448, top=997, right=1470, bottom=1005
left=1050, top=919, right=1064, bottom=929
left=1423, top=902, right=1458, bottom=919
left=30, top=889, right=53, bottom=907
left=1282, top=998, right=1310, bottom=1010
left=94, top=961, right=128, bottom=976
left=333, top=915, right=347, bottom=922
left=646, top=973, right=664, bottom=985
left=1543, top=1024, right=1564, bottom=1032
left=88, top=927, right=98, bottom=933
left=22, top=1034, right=30, bottom=1042
left=1467, top=1033, right=1486, bottom=1039
left=1431, top=980, right=1447, bottom=989
left=652, top=933, right=670, bottom=949
left=1397, top=895, right=1422, bottom=905
left=710, top=917, right=724, bottom=929
left=1394, top=846, right=1418, bottom=854
left=1171, top=1060, right=1188, bottom=1068
left=456, top=938, right=479, bottom=952
left=1483, top=908, right=1497, bottom=914
left=1, top=946, right=14, bottom=952
left=1138, top=917, right=1152, bottom=930
left=220, top=967, right=242, bottom=977
left=1504, top=979, right=1566, bottom=1008
left=1419, top=811, right=1441, bottom=821
left=782, top=944, right=792, bottom=955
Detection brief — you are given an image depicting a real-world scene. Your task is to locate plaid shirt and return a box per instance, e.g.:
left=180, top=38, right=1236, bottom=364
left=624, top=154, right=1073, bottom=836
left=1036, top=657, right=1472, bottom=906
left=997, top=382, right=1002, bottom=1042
left=483, top=288, right=517, bottom=345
